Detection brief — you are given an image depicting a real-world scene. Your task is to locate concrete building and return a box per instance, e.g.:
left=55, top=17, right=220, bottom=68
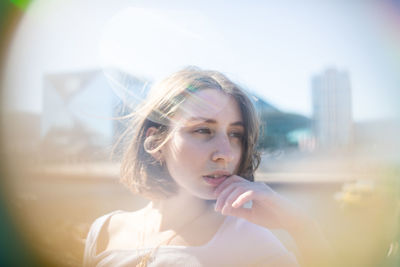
left=312, top=68, right=353, bottom=149
left=41, top=69, right=147, bottom=161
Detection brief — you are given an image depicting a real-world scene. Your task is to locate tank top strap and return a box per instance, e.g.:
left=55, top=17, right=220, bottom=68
left=83, top=210, right=124, bottom=265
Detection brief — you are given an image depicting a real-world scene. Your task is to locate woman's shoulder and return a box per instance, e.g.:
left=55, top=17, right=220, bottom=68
left=106, top=209, right=142, bottom=233
left=85, top=210, right=125, bottom=245
left=84, top=209, right=145, bottom=254
left=222, top=216, right=288, bottom=251
left=88, top=210, right=137, bottom=235
left=202, top=216, right=298, bottom=266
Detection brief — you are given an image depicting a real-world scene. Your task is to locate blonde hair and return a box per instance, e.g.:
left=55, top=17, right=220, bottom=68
left=120, top=66, right=260, bottom=199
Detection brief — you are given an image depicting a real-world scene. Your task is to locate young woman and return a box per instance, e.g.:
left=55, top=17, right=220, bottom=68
left=84, top=67, right=332, bottom=266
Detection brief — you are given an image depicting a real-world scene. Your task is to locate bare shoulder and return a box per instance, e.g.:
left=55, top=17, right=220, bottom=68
left=100, top=209, right=147, bottom=252
left=108, top=210, right=143, bottom=232
left=232, top=217, right=287, bottom=249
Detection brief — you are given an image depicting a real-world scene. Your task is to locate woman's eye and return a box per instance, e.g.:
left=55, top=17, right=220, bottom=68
left=194, top=128, right=212, bottom=134
left=229, top=131, right=243, bottom=139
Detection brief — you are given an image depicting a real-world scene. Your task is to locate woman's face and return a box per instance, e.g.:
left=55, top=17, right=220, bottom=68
left=162, top=89, right=244, bottom=200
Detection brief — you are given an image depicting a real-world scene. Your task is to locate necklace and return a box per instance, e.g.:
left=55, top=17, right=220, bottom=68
left=136, top=204, right=210, bottom=267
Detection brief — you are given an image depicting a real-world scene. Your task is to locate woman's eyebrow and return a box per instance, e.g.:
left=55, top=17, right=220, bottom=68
left=231, top=121, right=244, bottom=127
left=186, top=117, right=216, bottom=124
left=187, top=117, right=244, bottom=127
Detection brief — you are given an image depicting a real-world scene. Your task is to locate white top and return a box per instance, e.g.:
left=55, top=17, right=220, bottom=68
left=84, top=210, right=299, bottom=267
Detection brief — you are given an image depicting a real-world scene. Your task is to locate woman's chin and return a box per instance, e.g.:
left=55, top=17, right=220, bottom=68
left=177, top=185, right=218, bottom=201
left=183, top=189, right=217, bottom=201
left=196, top=191, right=218, bottom=201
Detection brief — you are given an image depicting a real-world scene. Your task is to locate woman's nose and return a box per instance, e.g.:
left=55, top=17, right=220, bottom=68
left=211, top=135, right=234, bottom=163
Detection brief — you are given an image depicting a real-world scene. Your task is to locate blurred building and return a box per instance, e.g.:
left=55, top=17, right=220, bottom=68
left=251, top=92, right=311, bottom=150
left=251, top=94, right=279, bottom=114
left=41, top=69, right=148, bottom=162
left=312, top=68, right=353, bottom=150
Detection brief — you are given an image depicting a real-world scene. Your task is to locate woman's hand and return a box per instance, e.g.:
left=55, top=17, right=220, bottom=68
left=214, top=175, right=308, bottom=232
left=214, top=175, right=335, bottom=267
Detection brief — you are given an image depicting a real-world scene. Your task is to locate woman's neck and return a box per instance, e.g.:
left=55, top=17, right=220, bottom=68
left=148, top=192, right=213, bottom=232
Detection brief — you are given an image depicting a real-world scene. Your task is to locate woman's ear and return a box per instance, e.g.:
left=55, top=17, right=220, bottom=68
left=144, top=127, right=163, bottom=161
left=145, top=127, right=158, bottom=138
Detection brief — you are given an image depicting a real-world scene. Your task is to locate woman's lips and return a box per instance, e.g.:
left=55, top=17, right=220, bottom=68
left=203, top=175, right=228, bottom=186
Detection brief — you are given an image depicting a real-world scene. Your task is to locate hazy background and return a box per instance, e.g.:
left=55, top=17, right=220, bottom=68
left=3, top=0, right=400, bottom=120
left=1, top=0, right=399, bottom=266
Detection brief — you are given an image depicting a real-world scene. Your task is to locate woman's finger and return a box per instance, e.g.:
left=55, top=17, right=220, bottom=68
left=220, top=206, right=252, bottom=220
left=220, top=187, right=248, bottom=214
left=215, top=181, right=247, bottom=211
left=214, top=175, right=245, bottom=196
left=231, top=190, right=256, bottom=208
left=215, top=183, right=238, bottom=211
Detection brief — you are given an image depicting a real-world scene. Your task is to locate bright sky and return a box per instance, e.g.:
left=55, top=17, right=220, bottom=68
left=3, top=0, right=400, bottom=121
